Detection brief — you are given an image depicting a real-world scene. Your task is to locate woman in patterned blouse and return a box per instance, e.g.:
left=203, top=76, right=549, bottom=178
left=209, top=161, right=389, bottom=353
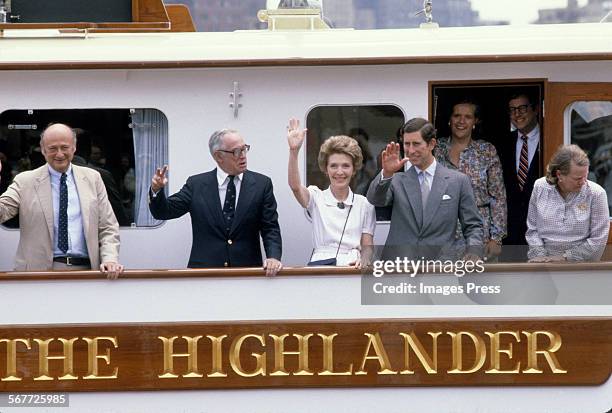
left=434, top=100, right=507, bottom=259
left=526, top=144, right=609, bottom=262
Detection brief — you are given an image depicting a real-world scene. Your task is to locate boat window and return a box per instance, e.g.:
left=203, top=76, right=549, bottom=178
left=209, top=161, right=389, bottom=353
left=567, top=101, right=612, bottom=218
left=0, top=108, right=168, bottom=229
left=305, top=105, right=405, bottom=221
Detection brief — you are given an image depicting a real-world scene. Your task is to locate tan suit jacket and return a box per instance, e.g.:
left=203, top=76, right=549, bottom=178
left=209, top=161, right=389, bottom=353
left=0, top=164, right=120, bottom=271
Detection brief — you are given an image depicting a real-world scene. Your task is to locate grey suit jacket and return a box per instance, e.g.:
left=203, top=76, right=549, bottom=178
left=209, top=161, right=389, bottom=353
left=367, top=164, right=483, bottom=248
left=0, top=164, right=120, bottom=271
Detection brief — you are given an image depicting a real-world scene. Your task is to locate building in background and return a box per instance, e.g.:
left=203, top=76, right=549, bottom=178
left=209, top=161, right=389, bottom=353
left=537, top=0, right=611, bottom=23
left=326, top=0, right=501, bottom=29
left=165, top=0, right=264, bottom=31
left=165, top=0, right=554, bottom=32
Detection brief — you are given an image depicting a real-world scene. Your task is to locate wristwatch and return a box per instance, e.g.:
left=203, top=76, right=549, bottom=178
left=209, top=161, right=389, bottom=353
left=562, top=251, right=570, bottom=261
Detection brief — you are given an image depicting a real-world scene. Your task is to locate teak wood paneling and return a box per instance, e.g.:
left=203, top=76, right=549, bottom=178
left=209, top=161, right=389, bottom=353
left=166, top=5, right=196, bottom=32
left=0, top=318, right=609, bottom=391
left=136, top=0, right=168, bottom=23
left=545, top=82, right=612, bottom=243
left=544, top=82, right=612, bottom=166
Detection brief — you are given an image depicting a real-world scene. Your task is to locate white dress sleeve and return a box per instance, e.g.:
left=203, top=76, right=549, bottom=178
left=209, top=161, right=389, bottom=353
left=305, top=185, right=321, bottom=221
left=361, top=197, right=376, bottom=235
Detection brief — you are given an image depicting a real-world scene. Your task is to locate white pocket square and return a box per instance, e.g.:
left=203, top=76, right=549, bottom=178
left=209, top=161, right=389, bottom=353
left=442, top=194, right=452, bottom=200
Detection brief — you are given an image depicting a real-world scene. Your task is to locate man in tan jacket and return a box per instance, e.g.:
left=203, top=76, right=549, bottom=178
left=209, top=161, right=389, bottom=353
left=0, top=123, right=123, bottom=279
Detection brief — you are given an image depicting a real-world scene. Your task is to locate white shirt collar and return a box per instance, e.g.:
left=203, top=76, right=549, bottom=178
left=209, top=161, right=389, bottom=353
left=519, top=124, right=540, bottom=142
left=216, top=168, right=244, bottom=186
left=414, top=158, right=437, bottom=177
left=323, top=187, right=355, bottom=207
left=47, top=163, right=73, bottom=178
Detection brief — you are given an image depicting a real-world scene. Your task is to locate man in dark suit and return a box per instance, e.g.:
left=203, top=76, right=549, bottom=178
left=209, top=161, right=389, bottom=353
left=367, top=118, right=482, bottom=257
left=499, top=92, right=541, bottom=249
left=149, top=129, right=282, bottom=275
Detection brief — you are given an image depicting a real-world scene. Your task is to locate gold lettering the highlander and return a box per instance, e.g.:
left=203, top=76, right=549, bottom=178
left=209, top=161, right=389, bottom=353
left=485, top=331, right=521, bottom=374
left=447, top=331, right=486, bottom=374
left=158, top=336, right=204, bottom=379
left=82, top=337, right=119, bottom=380
left=355, top=333, right=398, bottom=375
left=206, top=335, right=228, bottom=378
left=34, top=338, right=78, bottom=381
left=317, top=333, right=353, bottom=376
left=0, top=338, right=31, bottom=382
left=399, top=332, right=441, bottom=374
left=522, top=331, right=567, bottom=374
left=269, top=333, right=314, bottom=376
left=229, top=334, right=266, bottom=377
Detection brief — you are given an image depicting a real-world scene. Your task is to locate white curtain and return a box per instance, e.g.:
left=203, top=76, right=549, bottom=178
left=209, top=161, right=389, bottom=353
left=131, top=109, right=168, bottom=226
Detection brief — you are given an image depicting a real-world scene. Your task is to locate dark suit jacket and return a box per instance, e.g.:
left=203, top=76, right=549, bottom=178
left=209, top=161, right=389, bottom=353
left=499, top=130, right=541, bottom=245
left=149, top=169, right=282, bottom=268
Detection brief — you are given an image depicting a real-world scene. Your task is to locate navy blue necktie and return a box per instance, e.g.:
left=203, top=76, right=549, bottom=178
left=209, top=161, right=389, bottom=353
left=222, top=176, right=236, bottom=233
left=58, top=173, right=69, bottom=253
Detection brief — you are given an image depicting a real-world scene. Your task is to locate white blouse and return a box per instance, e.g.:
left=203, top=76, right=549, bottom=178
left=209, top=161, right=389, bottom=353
left=306, top=186, right=376, bottom=266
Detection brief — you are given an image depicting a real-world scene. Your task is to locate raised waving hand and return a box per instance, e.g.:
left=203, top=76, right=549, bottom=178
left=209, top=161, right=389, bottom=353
left=381, top=142, right=408, bottom=178
left=286, top=118, right=310, bottom=208
left=151, top=165, right=168, bottom=192
left=287, top=117, right=307, bottom=152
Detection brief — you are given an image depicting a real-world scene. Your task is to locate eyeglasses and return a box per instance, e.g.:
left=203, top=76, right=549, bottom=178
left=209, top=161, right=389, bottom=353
left=217, top=145, right=250, bottom=158
left=508, top=104, right=532, bottom=115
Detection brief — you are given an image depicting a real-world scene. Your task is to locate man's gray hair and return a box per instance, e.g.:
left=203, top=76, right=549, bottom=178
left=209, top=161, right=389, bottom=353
left=545, top=144, right=590, bottom=186
left=40, top=123, right=77, bottom=145
left=209, top=128, right=238, bottom=156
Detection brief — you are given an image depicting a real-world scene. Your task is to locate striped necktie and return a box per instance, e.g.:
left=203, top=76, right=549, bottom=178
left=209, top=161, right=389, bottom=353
left=517, top=135, right=529, bottom=191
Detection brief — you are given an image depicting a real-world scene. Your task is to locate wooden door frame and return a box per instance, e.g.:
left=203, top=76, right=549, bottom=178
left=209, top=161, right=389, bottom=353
left=545, top=82, right=612, bottom=242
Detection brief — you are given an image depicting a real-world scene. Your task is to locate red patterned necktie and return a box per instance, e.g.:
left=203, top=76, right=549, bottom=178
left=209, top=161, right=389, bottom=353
left=517, top=135, right=529, bottom=191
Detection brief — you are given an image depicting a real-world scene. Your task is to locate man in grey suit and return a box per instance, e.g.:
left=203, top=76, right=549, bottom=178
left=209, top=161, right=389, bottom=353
left=367, top=118, right=482, bottom=257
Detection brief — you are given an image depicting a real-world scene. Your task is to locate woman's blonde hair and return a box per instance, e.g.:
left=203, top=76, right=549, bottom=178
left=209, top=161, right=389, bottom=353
left=545, top=144, right=589, bottom=185
left=317, top=135, right=363, bottom=174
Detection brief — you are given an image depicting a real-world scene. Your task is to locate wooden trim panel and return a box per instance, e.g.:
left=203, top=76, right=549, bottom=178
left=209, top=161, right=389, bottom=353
left=166, top=4, right=196, bottom=32
left=0, top=262, right=611, bottom=281
left=544, top=82, right=612, bottom=243
left=0, top=318, right=609, bottom=390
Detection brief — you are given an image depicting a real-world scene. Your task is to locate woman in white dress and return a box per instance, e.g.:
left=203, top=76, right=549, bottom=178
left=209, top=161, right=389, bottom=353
left=286, top=118, right=376, bottom=267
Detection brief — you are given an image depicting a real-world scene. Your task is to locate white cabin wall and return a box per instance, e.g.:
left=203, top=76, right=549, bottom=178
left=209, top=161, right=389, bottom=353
left=0, top=60, right=610, bottom=270
left=0, top=274, right=610, bottom=412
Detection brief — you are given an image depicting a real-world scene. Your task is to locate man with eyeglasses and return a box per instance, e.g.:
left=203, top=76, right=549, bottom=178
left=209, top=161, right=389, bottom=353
left=148, top=129, right=283, bottom=275
left=499, top=91, right=541, bottom=254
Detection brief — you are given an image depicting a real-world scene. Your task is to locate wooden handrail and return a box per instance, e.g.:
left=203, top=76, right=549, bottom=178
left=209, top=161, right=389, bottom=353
left=0, top=261, right=610, bottom=281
